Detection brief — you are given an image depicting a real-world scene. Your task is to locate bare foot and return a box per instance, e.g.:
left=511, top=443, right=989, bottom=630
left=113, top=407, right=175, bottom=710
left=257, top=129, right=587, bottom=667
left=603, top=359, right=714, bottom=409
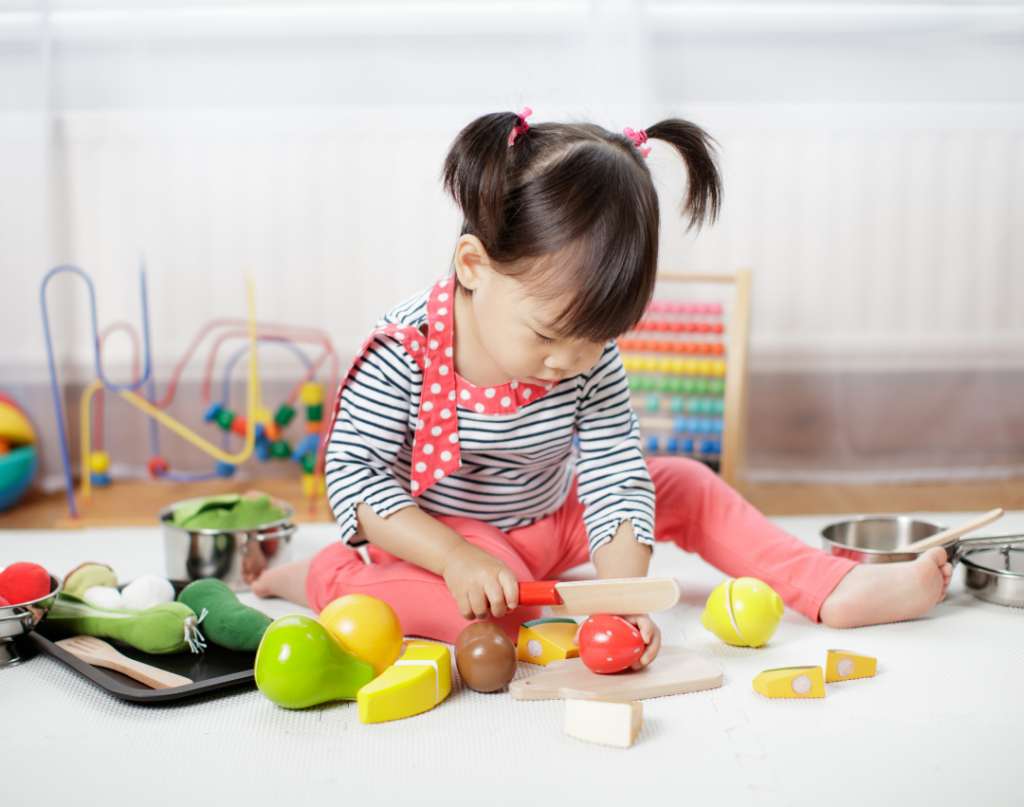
left=241, top=540, right=267, bottom=584
left=819, top=548, right=953, bottom=629
left=250, top=555, right=314, bottom=608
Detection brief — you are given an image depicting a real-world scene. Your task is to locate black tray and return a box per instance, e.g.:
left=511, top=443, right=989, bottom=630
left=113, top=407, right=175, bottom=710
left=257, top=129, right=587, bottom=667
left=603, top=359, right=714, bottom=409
left=23, top=582, right=258, bottom=703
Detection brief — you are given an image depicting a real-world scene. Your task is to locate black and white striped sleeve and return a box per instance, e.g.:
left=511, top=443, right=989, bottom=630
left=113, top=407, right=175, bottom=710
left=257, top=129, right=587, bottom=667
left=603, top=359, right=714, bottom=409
left=324, top=334, right=419, bottom=543
left=574, top=342, right=656, bottom=556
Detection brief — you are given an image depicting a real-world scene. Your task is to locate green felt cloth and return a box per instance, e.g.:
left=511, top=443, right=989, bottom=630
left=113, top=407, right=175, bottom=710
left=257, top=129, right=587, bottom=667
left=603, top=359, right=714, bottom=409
left=172, top=494, right=285, bottom=531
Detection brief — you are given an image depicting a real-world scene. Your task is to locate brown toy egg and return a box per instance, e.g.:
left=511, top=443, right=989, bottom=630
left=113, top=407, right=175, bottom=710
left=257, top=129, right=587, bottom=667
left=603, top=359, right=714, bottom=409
left=454, top=621, right=517, bottom=693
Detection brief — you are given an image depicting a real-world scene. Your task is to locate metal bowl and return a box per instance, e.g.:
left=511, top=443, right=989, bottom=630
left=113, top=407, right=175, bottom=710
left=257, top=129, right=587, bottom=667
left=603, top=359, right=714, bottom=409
left=159, top=497, right=297, bottom=591
left=0, top=574, right=63, bottom=667
left=820, top=516, right=952, bottom=563
left=960, top=544, right=1024, bottom=607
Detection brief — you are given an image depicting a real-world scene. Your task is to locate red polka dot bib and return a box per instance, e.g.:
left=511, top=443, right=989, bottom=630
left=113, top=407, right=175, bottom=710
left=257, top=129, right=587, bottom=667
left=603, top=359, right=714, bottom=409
left=327, top=278, right=555, bottom=497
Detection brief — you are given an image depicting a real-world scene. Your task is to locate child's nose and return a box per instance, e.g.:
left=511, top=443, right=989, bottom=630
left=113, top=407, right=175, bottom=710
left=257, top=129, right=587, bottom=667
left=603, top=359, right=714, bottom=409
left=544, top=350, right=579, bottom=371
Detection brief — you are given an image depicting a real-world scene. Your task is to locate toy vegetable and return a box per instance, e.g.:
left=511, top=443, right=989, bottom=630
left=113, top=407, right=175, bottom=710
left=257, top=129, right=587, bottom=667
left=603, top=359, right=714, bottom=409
left=177, top=579, right=272, bottom=652
left=47, top=594, right=205, bottom=654
left=0, top=562, right=51, bottom=605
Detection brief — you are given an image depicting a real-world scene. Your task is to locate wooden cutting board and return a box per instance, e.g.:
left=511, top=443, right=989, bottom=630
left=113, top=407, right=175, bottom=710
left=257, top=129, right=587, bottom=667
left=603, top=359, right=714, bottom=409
left=510, top=646, right=723, bottom=702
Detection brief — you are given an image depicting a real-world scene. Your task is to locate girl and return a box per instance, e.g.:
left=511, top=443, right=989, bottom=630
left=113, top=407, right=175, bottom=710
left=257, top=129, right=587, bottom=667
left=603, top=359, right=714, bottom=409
left=252, top=109, right=952, bottom=668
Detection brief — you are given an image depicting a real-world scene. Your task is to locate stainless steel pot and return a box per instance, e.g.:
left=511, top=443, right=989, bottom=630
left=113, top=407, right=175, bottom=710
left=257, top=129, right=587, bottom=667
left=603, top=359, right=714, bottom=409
left=0, top=574, right=63, bottom=667
left=821, top=516, right=1024, bottom=607
left=960, top=543, right=1024, bottom=607
left=159, top=497, right=297, bottom=591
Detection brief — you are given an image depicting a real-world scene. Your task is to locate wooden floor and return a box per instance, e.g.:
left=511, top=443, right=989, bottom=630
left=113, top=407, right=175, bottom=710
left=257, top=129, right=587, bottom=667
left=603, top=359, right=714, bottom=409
left=2, top=475, right=1022, bottom=530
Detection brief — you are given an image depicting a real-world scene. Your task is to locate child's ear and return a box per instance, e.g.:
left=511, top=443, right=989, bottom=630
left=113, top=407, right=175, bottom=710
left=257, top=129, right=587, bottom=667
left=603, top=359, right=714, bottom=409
left=453, top=234, right=491, bottom=291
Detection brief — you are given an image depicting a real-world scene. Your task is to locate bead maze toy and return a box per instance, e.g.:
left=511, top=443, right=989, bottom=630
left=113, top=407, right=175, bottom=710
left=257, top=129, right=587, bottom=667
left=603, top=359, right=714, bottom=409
left=617, top=270, right=751, bottom=487
left=0, top=390, right=39, bottom=512
left=40, top=264, right=340, bottom=522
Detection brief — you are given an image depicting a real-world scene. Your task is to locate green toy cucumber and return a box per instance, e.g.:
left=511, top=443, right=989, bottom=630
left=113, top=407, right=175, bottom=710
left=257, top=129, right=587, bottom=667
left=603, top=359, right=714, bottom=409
left=47, top=593, right=204, bottom=654
left=177, top=579, right=273, bottom=652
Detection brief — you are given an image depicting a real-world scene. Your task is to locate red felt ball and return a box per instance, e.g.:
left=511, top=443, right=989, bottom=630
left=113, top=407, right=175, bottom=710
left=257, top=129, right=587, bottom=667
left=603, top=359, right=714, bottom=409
left=0, top=562, right=51, bottom=606
left=577, top=614, right=645, bottom=675
left=0, top=595, right=9, bottom=607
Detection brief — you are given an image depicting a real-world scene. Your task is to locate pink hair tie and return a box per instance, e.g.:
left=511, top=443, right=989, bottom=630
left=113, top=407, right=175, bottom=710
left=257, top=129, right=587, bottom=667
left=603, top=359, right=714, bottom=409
left=508, top=107, right=532, bottom=146
left=623, top=127, right=651, bottom=158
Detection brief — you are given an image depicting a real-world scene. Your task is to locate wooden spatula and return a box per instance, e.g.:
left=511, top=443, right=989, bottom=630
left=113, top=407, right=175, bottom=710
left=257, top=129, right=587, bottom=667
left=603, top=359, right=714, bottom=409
left=55, top=635, right=192, bottom=690
left=903, top=508, right=1004, bottom=552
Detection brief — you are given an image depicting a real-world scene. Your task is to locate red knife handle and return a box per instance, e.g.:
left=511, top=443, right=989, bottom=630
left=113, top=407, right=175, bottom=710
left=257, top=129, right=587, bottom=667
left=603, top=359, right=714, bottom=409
left=518, top=580, right=563, bottom=606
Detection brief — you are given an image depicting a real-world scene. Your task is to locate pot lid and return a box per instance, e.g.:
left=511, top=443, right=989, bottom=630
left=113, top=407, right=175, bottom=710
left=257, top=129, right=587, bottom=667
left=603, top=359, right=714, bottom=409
left=961, top=546, right=1024, bottom=576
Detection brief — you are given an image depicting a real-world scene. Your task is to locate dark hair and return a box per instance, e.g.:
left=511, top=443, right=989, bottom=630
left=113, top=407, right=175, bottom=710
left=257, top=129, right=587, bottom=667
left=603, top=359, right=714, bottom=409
left=442, top=113, right=721, bottom=343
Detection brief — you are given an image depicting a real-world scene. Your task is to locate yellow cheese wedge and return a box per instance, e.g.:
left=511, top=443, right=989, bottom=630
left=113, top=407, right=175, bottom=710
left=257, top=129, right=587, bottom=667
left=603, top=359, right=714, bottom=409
left=753, top=666, right=825, bottom=698
left=564, top=699, right=643, bottom=748
left=825, top=649, right=877, bottom=682
left=517, top=618, right=580, bottom=666
left=357, top=640, right=452, bottom=724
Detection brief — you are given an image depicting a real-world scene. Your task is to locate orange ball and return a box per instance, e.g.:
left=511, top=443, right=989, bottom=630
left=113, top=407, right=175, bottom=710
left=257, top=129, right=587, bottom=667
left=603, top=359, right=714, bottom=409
left=318, top=594, right=403, bottom=677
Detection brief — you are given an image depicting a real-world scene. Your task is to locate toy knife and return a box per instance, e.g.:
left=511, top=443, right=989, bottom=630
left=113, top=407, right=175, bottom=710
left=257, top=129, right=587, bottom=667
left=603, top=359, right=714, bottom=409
left=518, top=577, right=680, bottom=617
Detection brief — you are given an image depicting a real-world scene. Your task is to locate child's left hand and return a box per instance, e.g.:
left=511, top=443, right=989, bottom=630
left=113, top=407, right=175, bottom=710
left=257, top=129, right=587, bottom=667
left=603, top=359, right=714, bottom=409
left=574, top=613, right=661, bottom=671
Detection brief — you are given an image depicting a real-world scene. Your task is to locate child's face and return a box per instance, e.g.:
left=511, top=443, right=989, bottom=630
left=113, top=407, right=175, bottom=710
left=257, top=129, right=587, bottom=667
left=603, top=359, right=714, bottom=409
left=458, top=265, right=607, bottom=388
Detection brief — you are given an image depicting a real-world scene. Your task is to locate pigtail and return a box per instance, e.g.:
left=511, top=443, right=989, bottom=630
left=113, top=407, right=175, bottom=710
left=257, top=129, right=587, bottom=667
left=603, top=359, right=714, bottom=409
left=645, top=119, right=722, bottom=231
left=442, top=112, right=525, bottom=249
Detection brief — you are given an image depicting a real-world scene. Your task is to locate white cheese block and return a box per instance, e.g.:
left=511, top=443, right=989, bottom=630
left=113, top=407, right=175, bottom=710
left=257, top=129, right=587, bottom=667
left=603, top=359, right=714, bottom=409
left=564, top=698, right=643, bottom=748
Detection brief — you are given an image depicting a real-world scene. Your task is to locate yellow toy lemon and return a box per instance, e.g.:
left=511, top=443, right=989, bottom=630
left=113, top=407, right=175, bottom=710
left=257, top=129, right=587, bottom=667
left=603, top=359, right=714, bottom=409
left=702, top=577, right=784, bottom=648
left=319, top=594, right=404, bottom=677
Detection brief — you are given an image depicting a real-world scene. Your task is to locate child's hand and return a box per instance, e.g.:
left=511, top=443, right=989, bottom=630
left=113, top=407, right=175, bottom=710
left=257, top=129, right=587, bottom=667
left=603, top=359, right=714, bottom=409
left=441, top=542, right=519, bottom=620
left=574, top=613, right=662, bottom=670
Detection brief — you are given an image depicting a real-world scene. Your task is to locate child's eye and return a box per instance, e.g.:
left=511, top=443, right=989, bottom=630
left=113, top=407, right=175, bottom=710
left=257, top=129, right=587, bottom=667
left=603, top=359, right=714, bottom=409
left=534, top=331, right=556, bottom=344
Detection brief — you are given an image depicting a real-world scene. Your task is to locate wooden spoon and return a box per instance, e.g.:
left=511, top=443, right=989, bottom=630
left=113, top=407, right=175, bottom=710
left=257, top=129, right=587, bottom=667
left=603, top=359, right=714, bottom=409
left=903, top=508, right=1004, bottom=552
left=55, top=635, right=192, bottom=690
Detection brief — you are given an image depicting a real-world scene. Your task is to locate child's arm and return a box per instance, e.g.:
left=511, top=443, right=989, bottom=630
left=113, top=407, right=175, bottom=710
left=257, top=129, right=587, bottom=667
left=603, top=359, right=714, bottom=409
left=355, top=502, right=519, bottom=620
left=590, top=520, right=662, bottom=670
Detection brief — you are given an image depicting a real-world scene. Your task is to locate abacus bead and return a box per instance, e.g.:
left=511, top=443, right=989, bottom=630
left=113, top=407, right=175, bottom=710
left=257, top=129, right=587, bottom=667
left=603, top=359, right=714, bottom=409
left=666, top=437, right=678, bottom=452
left=681, top=437, right=694, bottom=453
left=694, top=379, right=708, bottom=394
left=709, top=379, right=725, bottom=396
left=646, top=396, right=660, bottom=412
left=646, top=436, right=660, bottom=452
left=680, top=378, right=695, bottom=394
left=670, top=397, right=684, bottom=414
left=672, top=416, right=687, bottom=433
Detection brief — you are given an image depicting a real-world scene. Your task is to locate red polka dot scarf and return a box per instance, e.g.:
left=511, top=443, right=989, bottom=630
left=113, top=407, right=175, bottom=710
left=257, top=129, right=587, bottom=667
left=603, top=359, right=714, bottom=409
left=328, top=278, right=555, bottom=497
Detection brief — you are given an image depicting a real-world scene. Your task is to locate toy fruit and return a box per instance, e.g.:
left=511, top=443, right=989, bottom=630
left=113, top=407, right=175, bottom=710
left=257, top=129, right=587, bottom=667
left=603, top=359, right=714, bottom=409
left=577, top=614, right=644, bottom=674
left=0, top=562, right=51, bottom=605
left=753, top=666, right=825, bottom=698
left=357, top=640, right=452, bottom=723
left=319, top=594, right=403, bottom=677
left=255, top=614, right=376, bottom=709
left=454, top=621, right=518, bottom=692
left=178, top=579, right=273, bottom=652
left=702, top=577, right=783, bottom=648
left=517, top=617, right=580, bottom=666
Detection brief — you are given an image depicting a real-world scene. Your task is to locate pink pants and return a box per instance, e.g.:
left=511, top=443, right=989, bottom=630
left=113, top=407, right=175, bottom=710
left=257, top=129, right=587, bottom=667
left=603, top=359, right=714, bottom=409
left=306, top=457, right=856, bottom=642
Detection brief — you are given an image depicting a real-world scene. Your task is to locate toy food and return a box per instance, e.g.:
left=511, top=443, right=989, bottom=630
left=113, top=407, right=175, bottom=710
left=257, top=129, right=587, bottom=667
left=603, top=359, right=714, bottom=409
left=319, top=594, right=404, bottom=676
left=825, top=649, right=877, bottom=682
left=0, top=562, right=51, bottom=605
left=753, top=666, right=825, bottom=698
left=178, top=579, right=273, bottom=652
left=577, top=614, right=644, bottom=674
left=564, top=698, right=643, bottom=748
left=255, top=614, right=376, bottom=709
left=47, top=594, right=204, bottom=654
left=171, top=493, right=286, bottom=531
left=121, top=573, right=176, bottom=611
left=517, top=617, right=580, bottom=666
left=0, top=595, right=9, bottom=607
left=64, top=563, right=118, bottom=599
left=454, top=621, right=518, bottom=692
left=357, top=640, right=452, bottom=723
left=82, top=585, right=123, bottom=610
left=702, top=577, right=783, bottom=647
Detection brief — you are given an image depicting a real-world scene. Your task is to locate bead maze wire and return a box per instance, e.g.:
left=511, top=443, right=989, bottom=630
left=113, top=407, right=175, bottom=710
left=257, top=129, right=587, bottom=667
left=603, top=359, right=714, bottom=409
left=40, top=264, right=334, bottom=521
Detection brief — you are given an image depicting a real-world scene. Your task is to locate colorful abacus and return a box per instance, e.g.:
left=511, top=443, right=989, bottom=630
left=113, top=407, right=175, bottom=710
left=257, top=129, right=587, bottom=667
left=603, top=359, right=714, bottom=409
left=618, top=272, right=751, bottom=486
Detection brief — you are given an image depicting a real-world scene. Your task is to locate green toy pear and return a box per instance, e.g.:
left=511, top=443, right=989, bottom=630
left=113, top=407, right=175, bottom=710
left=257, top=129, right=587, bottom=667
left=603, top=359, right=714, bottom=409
left=255, top=614, right=376, bottom=709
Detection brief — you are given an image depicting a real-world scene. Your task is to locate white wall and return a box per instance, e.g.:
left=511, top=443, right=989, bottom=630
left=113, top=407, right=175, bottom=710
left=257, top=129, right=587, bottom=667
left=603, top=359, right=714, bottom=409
left=2, top=1, right=1023, bottom=481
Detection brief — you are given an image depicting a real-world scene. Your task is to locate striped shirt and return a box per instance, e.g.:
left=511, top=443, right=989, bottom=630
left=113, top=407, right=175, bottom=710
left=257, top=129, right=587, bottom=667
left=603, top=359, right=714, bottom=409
left=325, top=285, right=655, bottom=556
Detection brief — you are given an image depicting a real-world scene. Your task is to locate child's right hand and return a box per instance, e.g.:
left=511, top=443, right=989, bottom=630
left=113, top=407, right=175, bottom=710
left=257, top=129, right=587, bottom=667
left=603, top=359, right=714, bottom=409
left=441, top=543, right=519, bottom=620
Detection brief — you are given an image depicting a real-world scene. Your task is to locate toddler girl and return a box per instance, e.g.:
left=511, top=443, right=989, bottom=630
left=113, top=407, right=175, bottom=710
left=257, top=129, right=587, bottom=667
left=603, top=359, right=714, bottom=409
left=253, top=109, right=952, bottom=668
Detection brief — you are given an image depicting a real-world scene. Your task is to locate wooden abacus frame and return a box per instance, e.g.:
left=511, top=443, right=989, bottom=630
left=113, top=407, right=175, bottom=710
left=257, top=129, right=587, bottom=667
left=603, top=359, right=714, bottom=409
left=651, top=268, right=751, bottom=489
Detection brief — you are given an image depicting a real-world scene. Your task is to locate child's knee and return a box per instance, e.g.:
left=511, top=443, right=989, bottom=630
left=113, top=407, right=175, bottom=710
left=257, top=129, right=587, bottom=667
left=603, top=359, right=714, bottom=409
left=649, top=455, right=721, bottom=500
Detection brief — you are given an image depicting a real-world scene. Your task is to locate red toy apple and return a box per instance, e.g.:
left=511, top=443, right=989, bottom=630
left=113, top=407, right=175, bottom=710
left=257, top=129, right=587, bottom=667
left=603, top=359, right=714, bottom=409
left=577, top=614, right=645, bottom=674
left=0, top=562, right=51, bottom=606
